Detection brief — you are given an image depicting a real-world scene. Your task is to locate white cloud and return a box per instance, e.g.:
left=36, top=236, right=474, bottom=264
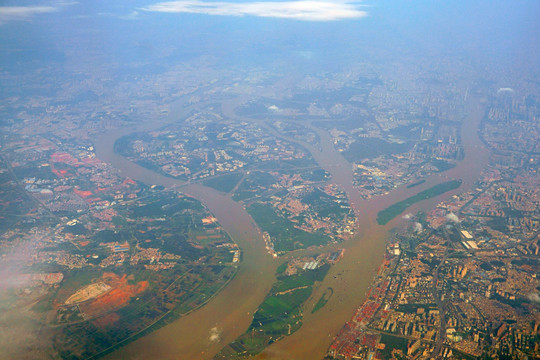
left=120, top=11, right=140, bottom=20
left=528, top=292, right=540, bottom=303
left=141, top=0, right=367, bottom=21
left=208, top=326, right=222, bottom=342
left=445, top=212, right=460, bottom=223
left=402, top=213, right=412, bottom=220
left=99, top=10, right=140, bottom=20
left=0, top=2, right=74, bottom=25
left=414, top=222, right=423, bottom=233
left=497, top=87, right=514, bottom=94
left=0, top=6, right=57, bottom=24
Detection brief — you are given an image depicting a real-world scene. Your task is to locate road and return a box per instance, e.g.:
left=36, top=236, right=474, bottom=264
left=431, top=251, right=449, bottom=358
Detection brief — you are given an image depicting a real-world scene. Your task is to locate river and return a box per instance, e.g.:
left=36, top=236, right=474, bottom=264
left=96, top=100, right=280, bottom=360
left=256, top=95, right=490, bottom=359
left=98, top=94, right=489, bottom=359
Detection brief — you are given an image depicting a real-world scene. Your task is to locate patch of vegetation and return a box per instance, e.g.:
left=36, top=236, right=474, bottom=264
left=377, top=180, right=462, bottom=225
left=216, top=264, right=330, bottom=358
left=431, top=159, right=456, bottom=172
left=45, top=190, right=238, bottom=359
left=232, top=171, right=276, bottom=201
left=342, top=138, right=413, bottom=162
left=397, top=303, right=438, bottom=314
left=447, top=251, right=468, bottom=259
left=479, top=262, right=493, bottom=271
left=275, top=262, right=288, bottom=275
left=62, top=263, right=237, bottom=358
left=130, top=195, right=202, bottom=219
left=510, top=258, right=538, bottom=267
left=419, top=258, right=441, bottom=269
left=451, top=348, right=481, bottom=360
left=273, top=265, right=329, bottom=293
left=486, top=218, right=507, bottom=232
left=301, top=168, right=330, bottom=182
left=202, top=172, right=243, bottom=193
left=62, top=224, right=89, bottom=235
left=407, top=179, right=426, bottom=188
left=492, top=294, right=530, bottom=313
left=312, top=287, right=333, bottom=314
left=253, top=157, right=317, bottom=171
left=301, top=188, right=350, bottom=219
left=379, top=334, right=408, bottom=359
left=247, top=202, right=330, bottom=252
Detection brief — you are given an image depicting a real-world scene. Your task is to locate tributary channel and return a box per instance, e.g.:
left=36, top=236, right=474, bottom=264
left=97, top=94, right=489, bottom=359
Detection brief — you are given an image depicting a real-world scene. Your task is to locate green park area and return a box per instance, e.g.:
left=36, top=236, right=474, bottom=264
left=216, top=263, right=330, bottom=358
left=312, top=287, right=333, bottom=314
left=377, top=180, right=462, bottom=225
left=202, top=172, right=243, bottom=193
left=247, top=202, right=329, bottom=252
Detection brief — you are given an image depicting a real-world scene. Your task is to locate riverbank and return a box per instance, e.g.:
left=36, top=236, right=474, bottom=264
left=256, top=95, right=489, bottom=359
left=98, top=95, right=489, bottom=360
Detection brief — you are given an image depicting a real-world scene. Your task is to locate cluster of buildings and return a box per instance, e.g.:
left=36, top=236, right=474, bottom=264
left=327, top=84, right=539, bottom=359
left=0, top=128, right=240, bottom=275
left=329, top=213, right=539, bottom=359
left=268, top=182, right=356, bottom=242
left=122, top=113, right=310, bottom=182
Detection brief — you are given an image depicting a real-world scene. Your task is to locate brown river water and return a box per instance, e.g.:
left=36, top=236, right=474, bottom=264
left=97, top=95, right=489, bottom=360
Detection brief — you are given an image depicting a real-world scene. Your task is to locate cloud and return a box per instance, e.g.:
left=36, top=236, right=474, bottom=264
left=527, top=292, right=540, bottom=303
left=414, top=222, right=423, bottom=233
left=497, top=87, right=515, bottom=94
left=402, top=213, right=412, bottom=220
left=208, top=326, right=222, bottom=343
left=99, top=10, right=140, bottom=20
left=141, top=0, right=368, bottom=21
left=0, top=6, right=57, bottom=24
left=0, top=2, right=74, bottom=25
left=120, top=11, right=140, bottom=20
left=445, top=212, right=460, bottom=223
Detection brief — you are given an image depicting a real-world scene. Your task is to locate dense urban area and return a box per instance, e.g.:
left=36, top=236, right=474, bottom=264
left=0, top=2, right=538, bottom=359
left=326, top=88, right=540, bottom=359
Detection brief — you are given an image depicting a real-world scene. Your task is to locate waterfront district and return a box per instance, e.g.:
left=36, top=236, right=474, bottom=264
left=1, top=58, right=539, bottom=360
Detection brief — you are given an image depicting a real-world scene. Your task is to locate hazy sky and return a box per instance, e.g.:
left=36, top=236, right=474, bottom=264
left=1, top=1, right=538, bottom=56
left=0, top=1, right=538, bottom=87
